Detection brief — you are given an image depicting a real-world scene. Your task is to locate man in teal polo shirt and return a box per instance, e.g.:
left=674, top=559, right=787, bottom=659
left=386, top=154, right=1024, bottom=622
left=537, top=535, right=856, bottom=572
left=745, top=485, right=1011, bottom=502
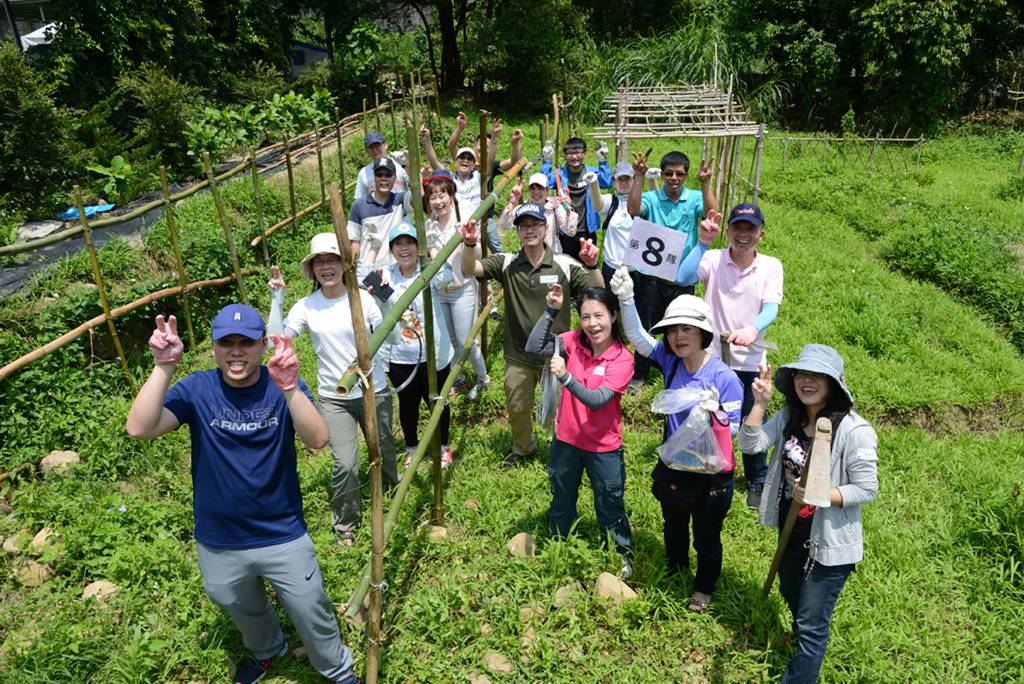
left=625, top=150, right=717, bottom=392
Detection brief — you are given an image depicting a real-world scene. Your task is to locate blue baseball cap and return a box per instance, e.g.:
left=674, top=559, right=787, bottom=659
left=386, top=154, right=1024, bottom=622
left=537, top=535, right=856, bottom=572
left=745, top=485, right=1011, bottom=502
left=389, top=221, right=419, bottom=246
left=211, top=303, right=266, bottom=341
left=513, top=202, right=546, bottom=225
left=364, top=131, right=386, bottom=147
left=728, top=203, right=765, bottom=228
left=373, top=157, right=397, bottom=175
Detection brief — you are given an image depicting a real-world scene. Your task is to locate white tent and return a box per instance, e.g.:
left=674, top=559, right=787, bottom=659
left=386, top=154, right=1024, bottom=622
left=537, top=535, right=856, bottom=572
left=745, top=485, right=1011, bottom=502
left=19, top=21, right=57, bottom=50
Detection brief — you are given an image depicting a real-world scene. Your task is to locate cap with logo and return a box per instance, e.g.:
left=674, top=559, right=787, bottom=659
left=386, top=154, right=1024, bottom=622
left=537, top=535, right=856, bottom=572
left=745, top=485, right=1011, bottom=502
left=727, top=203, right=765, bottom=228
left=212, top=303, right=266, bottom=341
left=513, top=202, right=546, bottom=225
left=373, top=157, right=397, bottom=175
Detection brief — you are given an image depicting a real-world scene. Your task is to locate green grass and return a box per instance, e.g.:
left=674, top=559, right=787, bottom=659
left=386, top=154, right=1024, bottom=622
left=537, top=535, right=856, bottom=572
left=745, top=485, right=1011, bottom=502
left=2, top=118, right=1024, bottom=682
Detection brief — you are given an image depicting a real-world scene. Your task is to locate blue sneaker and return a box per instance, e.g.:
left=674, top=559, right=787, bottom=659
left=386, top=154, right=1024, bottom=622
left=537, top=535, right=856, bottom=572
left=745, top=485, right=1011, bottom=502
left=233, top=643, right=287, bottom=684
left=333, top=675, right=363, bottom=684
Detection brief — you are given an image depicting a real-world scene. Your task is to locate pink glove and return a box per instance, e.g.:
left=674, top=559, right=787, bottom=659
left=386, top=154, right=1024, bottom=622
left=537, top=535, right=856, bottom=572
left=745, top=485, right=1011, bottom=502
left=149, top=314, right=183, bottom=366
left=267, top=335, right=299, bottom=391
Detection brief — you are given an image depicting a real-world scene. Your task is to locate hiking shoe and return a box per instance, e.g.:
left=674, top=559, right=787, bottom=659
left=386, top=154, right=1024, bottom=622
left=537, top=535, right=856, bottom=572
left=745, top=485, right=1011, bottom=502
left=440, top=445, right=453, bottom=468
left=233, top=643, right=287, bottom=684
left=501, top=452, right=525, bottom=469
left=448, top=373, right=470, bottom=398
left=746, top=484, right=763, bottom=509
left=332, top=675, right=363, bottom=684
left=467, top=376, right=490, bottom=401
left=489, top=306, right=502, bottom=321
left=403, top=446, right=416, bottom=468
left=618, top=561, right=634, bottom=581
left=627, top=378, right=644, bottom=395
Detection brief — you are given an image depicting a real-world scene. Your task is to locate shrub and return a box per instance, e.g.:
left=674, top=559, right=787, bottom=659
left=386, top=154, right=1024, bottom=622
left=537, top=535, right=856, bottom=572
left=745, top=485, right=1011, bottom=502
left=0, top=44, right=85, bottom=217
left=117, top=64, right=205, bottom=173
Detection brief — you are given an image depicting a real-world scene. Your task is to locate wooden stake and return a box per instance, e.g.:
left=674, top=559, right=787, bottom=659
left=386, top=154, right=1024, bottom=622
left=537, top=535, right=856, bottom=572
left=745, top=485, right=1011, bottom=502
left=203, top=153, right=249, bottom=305
left=335, top=107, right=348, bottom=192
left=752, top=125, right=765, bottom=204
left=478, top=109, right=490, bottom=365
left=158, top=166, right=196, bottom=351
left=389, top=96, right=399, bottom=148
left=406, top=105, right=444, bottom=526
left=763, top=418, right=833, bottom=597
left=374, top=92, right=382, bottom=133
left=552, top=94, right=560, bottom=168
left=283, top=139, right=299, bottom=233
left=362, top=98, right=369, bottom=137
left=73, top=186, right=136, bottom=393
left=329, top=184, right=384, bottom=684
left=433, top=72, right=443, bottom=130
left=314, top=124, right=327, bottom=204
left=248, top=148, right=271, bottom=266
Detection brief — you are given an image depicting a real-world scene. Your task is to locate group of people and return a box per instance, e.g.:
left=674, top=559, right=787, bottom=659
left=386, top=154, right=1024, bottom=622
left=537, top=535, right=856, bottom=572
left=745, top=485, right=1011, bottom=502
left=124, top=124, right=878, bottom=684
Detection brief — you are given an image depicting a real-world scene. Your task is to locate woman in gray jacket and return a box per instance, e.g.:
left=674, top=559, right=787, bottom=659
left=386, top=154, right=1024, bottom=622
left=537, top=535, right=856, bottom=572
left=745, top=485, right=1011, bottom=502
left=740, top=344, right=878, bottom=684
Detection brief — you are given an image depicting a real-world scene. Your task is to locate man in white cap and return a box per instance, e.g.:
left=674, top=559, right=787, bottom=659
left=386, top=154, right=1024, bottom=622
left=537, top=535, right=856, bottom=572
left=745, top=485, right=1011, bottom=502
left=354, top=131, right=409, bottom=200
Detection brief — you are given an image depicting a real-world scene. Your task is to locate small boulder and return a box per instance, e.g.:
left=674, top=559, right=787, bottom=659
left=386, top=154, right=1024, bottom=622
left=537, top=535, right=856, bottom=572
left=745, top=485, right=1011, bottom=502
left=463, top=499, right=481, bottom=511
left=17, top=220, right=64, bottom=241
left=553, top=582, right=582, bottom=608
left=482, top=650, right=514, bottom=674
left=292, top=646, right=307, bottom=661
left=0, top=499, right=12, bottom=514
left=16, top=561, right=51, bottom=587
left=82, top=580, right=119, bottom=602
left=426, top=526, right=448, bottom=543
left=40, top=450, right=80, bottom=476
left=29, top=527, right=57, bottom=556
left=468, top=670, right=492, bottom=684
left=506, top=532, right=535, bottom=558
left=521, top=626, right=538, bottom=650
left=593, top=571, right=638, bottom=604
left=3, top=529, right=31, bottom=555
left=519, top=603, right=544, bottom=623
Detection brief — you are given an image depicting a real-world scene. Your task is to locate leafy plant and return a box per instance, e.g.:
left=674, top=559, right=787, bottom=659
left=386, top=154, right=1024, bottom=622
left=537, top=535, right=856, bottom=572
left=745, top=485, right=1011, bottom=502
left=85, top=155, right=134, bottom=205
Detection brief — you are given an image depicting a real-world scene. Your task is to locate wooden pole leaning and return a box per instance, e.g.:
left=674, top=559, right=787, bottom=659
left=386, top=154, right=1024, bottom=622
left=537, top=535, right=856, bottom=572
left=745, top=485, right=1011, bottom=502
left=248, top=148, right=271, bottom=266
left=334, top=107, right=348, bottom=194
left=389, top=95, right=400, bottom=148
left=552, top=94, right=561, bottom=168
left=158, top=167, right=196, bottom=351
left=406, top=107, right=444, bottom=525
left=73, top=185, right=136, bottom=393
left=478, top=109, right=490, bottom=364
left=328, top=184, right=384, bottom=684
left=762, top=417, right=833, bottom=597
left=335, top=157, right=528, bottom=396
left=752, top=125, right=765, bottom=204
left=345, top=289, right=502, bottom=619
left=374, top=92, right=383, bottom=134
left=203, top=153, right=249, bottom=305
left=362, top=98, right=369, bottom=137
left=315, top=124, right=327, bottom=204
left=283, top=139, right=300, bottom=234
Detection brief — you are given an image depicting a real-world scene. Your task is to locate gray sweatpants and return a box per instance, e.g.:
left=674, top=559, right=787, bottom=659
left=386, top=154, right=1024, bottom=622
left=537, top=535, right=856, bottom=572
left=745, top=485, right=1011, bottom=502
left=320, top=393, right=399, bottom=536
left=196, top=534, right=353, bottom=680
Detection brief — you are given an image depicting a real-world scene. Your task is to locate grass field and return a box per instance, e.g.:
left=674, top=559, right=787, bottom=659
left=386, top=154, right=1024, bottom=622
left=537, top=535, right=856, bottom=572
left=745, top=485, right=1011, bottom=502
left=1, top=115, right=1023, bottom=682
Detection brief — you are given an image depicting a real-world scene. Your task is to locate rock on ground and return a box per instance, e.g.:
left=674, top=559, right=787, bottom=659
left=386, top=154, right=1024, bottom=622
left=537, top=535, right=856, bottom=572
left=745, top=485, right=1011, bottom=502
left=3, top=529, right=31, bottom=555
left=426, top=526, right=448, bottom=543
left=82, top=580, right=119, bottom=602
left=506, top=532, right=535, bottom=558
left=40, top=450, right=80, bottom=476
left=29, top=527, right=57, bottom=556
left=593, top=571, right=638, bottom=604
left=482, top=650, right=514, bottom=674
left=16, top=561, right=51, bottom=587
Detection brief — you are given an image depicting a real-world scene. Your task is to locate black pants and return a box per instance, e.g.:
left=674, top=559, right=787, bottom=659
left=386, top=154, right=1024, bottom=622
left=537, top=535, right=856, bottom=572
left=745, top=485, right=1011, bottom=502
left=630, top=270, right=694, bottom=381
left=651, top=465, right=734, bottom=595
left=387, top=362, right=450, bottom=447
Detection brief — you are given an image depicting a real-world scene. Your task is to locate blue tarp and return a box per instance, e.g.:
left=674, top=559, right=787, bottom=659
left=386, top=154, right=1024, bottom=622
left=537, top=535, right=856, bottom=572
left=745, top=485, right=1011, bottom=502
left=57, top=204, right=116, bottom=221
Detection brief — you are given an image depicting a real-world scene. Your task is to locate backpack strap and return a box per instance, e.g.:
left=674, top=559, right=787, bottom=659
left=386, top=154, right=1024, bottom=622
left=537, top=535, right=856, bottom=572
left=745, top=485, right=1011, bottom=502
left=601, top=194, right=619, bottom=234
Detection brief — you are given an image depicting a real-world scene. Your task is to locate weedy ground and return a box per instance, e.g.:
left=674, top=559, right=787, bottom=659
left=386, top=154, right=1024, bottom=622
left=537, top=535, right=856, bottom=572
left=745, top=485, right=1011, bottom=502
left=1, top=113, right=1022, bottom=682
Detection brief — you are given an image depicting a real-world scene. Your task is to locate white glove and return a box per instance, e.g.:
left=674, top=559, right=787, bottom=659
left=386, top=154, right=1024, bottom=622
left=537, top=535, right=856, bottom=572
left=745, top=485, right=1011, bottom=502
left=541, top=140, right=554, bottom=162
left=609, top=265, right=634, bottom=301
left=435, top=262, right=454, bottom=290
left=645, top=167, right=661, bottom=181
left=582, top=171, right=598, bottom=185
left=596, top=143, right=609, bottom=163
left=391, top=150, right=409, bottom=168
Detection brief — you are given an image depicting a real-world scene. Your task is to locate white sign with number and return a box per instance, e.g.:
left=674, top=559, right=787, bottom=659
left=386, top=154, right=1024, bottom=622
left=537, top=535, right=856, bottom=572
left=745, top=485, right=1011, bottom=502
left=623, top=218, right=687, bottom=281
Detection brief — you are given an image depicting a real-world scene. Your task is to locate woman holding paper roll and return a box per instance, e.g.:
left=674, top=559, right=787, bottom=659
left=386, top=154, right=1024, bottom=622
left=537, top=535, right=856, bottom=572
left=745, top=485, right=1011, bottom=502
left=610, top=267, right=743, bottom=612
left=740, top=345, right=878, bottom=683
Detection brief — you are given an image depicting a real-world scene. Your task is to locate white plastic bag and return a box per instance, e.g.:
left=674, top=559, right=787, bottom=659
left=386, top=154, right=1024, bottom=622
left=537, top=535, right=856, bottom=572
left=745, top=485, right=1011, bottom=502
left=654, top=387, right=729, bottom=474
left=537, top=336, right=564, bottom=428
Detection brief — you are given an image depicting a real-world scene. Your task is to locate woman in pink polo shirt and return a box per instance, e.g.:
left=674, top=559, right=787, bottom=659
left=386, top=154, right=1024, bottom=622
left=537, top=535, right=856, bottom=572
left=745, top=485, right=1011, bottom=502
left=526, top=285, right=635, bottom=576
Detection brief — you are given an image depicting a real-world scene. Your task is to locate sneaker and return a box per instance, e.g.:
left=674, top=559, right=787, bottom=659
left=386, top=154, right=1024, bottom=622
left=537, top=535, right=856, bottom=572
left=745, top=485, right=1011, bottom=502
left=618, top=561, right=634, bottom=580
left=333, top=675, right=363, bottom=684
left=233, top=643, right=287, bottom=684
left=448, top=373, right=470, bottom=398
left=467, top=376, right=490, bottom=401
left=403, top=446, right=416, bottom=468
left=746, top=484, right=763, bottom=509
left=489, top=306, right=502, bottom=321
left=627, top=378, right=644, bottom=395
left=440, top=445, right=453, bottom=468
left=501, top=452, right=524, bottom=469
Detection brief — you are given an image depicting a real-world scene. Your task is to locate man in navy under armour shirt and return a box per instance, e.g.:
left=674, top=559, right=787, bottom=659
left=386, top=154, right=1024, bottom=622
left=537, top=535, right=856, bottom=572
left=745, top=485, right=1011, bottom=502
left=125, top=304, right=360, bottom=684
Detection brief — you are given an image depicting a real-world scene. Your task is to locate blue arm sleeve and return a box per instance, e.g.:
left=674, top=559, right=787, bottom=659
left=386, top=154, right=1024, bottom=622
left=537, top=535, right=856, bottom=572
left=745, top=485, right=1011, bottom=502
left=753, top=302, right=780, bottom=332
left=596, top=161, right=612, bottom=189
left=620, top=298, right=657, bottom=358
left=675, top=242, right=707, bottom=286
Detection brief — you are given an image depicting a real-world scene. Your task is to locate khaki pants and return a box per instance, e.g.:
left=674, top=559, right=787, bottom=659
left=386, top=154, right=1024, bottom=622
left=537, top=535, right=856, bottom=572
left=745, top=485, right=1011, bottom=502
left=504, top=360, right=542, bottom=456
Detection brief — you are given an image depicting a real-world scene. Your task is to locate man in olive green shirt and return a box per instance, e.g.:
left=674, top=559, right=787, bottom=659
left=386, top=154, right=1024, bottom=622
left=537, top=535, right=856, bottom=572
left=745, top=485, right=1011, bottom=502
left=461, top=202, right=603, bottom=467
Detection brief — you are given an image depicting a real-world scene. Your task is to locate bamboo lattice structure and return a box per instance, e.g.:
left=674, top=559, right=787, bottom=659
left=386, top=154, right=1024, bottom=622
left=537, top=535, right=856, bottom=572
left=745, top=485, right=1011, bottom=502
left=592, top=84, right=762, bottom=140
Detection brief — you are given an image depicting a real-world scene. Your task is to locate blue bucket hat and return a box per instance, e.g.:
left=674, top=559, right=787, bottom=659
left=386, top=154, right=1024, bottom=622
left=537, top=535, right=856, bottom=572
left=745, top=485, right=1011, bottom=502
left=212, top=304, right=266, bottom=341
left=775, top=344, right=854, bottom=405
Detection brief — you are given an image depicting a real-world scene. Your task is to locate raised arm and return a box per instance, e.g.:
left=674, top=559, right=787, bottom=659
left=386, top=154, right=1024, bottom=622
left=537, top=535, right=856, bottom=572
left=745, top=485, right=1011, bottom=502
left=584, top=171, right=603, bottom=213
left=460, top=219, right=486, bottom=277
left=488, top=118, right=501, bottom=165
left=698, top=157, right=717, bottom=216
left=609, top=267, right=656, bottom=357
left=627, top=152, right=647, bottom=217
left=267, top=335, right=328, bottom=449
left=420, top=125, right=443, bottom=171
left=447, top=111, right=468, bottom=160
left=125, top=315, right=184, bottom=439
left=676, top=209, right=721, bottom=285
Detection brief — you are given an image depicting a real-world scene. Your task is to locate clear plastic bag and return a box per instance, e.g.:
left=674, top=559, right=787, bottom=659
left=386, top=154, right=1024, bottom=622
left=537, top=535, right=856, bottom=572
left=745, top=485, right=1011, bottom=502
left=536, top=336, right=564, bottom=428
left=654, top=387, right=732, bottom=474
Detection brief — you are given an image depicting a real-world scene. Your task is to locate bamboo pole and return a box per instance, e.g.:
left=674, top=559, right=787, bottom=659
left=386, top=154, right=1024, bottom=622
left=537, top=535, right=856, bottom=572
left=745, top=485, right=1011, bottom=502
left=345, top=289, right=502, bottom=618
left=248, top=148, right=271, bottom=266
left=250, top=199, right=328, bottom=247
left=478, top=109, right=490, bottom=365
left=433, top=72, right=443, bottom=130
left=362, top=98, right=369, bottom=137
left=283, top=139, right=299, bottom=234
left=335, top=107, right=348, bottom=190
left=389, top=97, right=399, bottom=148
left=328, top=184, right=384, bottom=683
left=0, top=270, right=260, bottom=383
left=335, top=157, right=528, bottom=395
left=159, top=166, right=196, bottom=351
left=552, top=94, right=560, bottom=168
left=203, top=153, right=249, bottom=305
left=73, top=186, right=136, bottom=393
left=315, top=124, right=327, bottom=204
left=374, top=92, right=383, bottom=134
left=406, top=107, right=444, bottom=526
left=752, top=125, right=765, bottom=204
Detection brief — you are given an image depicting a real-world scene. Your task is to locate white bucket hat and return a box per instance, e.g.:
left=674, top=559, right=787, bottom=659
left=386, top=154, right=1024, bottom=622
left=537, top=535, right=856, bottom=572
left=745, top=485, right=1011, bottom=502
left=300, top=232, right=342, bottom=279
left=650, top=294, right=714, bottom=335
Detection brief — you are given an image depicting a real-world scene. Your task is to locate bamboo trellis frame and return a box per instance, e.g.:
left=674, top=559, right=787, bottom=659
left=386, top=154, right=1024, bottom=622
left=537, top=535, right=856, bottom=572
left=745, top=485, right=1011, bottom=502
left=778, top=133, right=926, bottom=173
